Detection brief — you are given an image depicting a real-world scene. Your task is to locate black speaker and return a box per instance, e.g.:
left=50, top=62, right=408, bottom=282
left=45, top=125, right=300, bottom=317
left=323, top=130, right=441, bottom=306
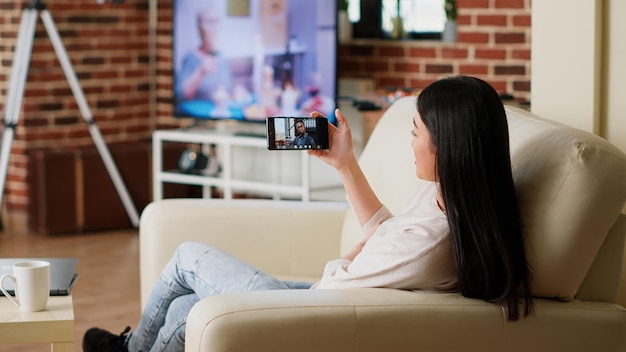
left=178, top=149, right=209, bottom=173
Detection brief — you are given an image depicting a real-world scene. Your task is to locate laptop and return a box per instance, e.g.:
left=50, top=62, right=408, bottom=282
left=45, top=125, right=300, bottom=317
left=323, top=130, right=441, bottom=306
left=0, top=258, right=79, bottom=296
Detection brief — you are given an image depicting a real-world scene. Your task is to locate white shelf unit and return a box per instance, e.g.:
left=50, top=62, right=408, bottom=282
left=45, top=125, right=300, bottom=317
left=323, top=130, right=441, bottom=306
left=152, top=129, right=312, bottom=201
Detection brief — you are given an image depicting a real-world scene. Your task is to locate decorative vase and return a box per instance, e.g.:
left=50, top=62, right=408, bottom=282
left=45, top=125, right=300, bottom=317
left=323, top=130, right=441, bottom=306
left=338, top=10, right=352, bottom=42
left=391, top=16, right=405, bottom=39
left=442, top=20, right=457, bottom=43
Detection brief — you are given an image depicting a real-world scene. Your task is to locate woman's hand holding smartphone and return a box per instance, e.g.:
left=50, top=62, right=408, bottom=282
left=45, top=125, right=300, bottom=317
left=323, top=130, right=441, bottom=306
left=308, top=109, right=357, bottom=171
left=266, top=109, right=357, bottom=176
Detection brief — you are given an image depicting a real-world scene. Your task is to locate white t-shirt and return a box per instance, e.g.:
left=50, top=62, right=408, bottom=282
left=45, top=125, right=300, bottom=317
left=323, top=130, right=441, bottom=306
left=312, top=182, right=457, bottom=291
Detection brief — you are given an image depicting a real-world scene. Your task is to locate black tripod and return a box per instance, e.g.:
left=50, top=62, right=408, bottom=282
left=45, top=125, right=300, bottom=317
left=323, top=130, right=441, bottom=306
left=0, top=0, right=140, bottom=227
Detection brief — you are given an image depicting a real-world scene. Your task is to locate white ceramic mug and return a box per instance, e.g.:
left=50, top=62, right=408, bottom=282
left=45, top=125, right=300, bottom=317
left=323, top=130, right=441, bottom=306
left=1, top=260, right=50, bottom=312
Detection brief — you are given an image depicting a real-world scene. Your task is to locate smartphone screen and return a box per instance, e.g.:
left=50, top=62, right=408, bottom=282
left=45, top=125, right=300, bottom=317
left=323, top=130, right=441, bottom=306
left=266, top=117, right=329, bottom=150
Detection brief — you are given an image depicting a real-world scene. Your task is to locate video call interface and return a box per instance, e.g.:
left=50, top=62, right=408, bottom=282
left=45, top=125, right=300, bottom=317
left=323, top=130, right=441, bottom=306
left=268, top=117, right=325, bottom=150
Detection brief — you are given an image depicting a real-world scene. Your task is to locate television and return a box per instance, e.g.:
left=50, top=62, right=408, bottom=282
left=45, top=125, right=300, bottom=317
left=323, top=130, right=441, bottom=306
left=173, top=0, right=338, bottom=126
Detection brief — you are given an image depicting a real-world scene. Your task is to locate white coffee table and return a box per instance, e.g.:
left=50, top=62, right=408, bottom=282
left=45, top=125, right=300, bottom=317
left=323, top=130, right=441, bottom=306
left=0, top=295, right=74, bottom=351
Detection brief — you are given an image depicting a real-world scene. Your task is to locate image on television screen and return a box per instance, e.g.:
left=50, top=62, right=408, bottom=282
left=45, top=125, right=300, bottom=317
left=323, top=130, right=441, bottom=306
left=173, top=0, right=338, bottom=124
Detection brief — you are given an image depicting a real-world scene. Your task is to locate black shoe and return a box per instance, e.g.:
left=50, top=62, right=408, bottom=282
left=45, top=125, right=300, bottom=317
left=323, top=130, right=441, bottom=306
left=82, top=326, right=131, bottom=352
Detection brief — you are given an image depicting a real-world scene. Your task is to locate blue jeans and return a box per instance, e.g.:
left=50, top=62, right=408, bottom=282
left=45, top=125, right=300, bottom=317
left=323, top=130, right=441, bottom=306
left=127, top=241, right=312, bottom=352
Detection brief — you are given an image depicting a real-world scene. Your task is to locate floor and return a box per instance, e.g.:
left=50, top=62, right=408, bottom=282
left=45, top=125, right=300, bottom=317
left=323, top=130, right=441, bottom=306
left=0, top=229, right=141, bottom=352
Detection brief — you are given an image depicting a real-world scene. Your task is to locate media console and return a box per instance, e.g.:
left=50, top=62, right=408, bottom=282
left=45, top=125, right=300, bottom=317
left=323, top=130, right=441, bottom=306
left=152, top=128, right=319, bottom=202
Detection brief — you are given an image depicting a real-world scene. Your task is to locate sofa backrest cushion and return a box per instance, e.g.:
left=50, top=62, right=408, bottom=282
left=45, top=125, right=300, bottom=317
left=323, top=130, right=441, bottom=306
left=506, top=107, right=626, bottom=299
left=340, top=96, right=626, bottom=300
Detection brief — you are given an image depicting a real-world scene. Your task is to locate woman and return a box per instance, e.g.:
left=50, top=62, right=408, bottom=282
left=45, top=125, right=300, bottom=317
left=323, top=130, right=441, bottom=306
left=83, top=76, right=533, bottom=352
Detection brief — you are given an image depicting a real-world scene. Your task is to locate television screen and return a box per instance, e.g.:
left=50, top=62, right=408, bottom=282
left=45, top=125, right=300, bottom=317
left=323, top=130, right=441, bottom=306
left=173, top=0, right=338, bottom=124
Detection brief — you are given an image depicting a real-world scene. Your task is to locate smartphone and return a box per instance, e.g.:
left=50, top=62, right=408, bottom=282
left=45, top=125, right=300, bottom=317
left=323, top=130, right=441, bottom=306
left=266, top=117, right=329, bottom=150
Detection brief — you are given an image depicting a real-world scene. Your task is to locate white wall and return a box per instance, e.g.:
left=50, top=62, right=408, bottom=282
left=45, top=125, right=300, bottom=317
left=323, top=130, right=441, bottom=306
left=531, top=0, right=626, bottom=154
left=531, top=1, right=602, bottom=133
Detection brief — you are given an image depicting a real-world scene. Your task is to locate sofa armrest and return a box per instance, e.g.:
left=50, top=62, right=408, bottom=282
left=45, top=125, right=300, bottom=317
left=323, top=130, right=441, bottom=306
left=185, top=288, right=626, bottom=352
left=139, top=199, right=348, bottom=305
left=185, top=288, right=500, bottom=352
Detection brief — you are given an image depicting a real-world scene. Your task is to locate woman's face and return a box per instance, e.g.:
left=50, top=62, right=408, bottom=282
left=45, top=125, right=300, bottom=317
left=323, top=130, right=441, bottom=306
left=411, top=112, right=437, bottom=181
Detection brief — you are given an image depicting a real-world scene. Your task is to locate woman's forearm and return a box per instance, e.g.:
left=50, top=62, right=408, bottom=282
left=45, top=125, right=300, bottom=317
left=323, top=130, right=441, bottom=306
left=338, top=156, right=382, bottom=227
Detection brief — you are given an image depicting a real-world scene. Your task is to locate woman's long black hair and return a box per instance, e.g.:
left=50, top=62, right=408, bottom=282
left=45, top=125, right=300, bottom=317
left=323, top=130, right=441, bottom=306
left=417, top=76, right=533, bottom=321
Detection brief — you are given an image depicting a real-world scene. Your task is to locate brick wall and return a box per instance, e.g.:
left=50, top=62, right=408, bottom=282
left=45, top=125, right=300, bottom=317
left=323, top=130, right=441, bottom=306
left=339, top=0, right=531, bottom=101
left=0, top=0, right=152, bottom=228
left=0, top=0, right=531, bottom=231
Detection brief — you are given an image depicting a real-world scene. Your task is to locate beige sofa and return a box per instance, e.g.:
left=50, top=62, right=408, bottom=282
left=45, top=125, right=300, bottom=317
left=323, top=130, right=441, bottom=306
left=139, top=96, right=626, bottom=351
